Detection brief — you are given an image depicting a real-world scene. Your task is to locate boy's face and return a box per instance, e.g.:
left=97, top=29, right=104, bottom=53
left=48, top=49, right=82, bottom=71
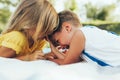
left=52, top=22, right=73, bottom=46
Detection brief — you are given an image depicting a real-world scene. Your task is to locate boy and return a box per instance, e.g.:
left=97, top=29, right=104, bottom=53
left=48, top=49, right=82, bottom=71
left=48, top=10, right=120, bottom=69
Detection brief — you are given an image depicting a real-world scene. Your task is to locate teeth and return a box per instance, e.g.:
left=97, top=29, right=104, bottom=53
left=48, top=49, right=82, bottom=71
left=59, top=48, right=67, bottom=53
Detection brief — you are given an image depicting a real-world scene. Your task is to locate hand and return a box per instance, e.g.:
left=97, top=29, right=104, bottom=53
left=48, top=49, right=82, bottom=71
left=44, top=52, right=57, bottom=60
left=46, top=36, right=65, bottom=59
left=50, top=43, right=57, bottom=53
left=29, top=51, right=46, bottom=61
left=45, top=36, right=58, bottom=53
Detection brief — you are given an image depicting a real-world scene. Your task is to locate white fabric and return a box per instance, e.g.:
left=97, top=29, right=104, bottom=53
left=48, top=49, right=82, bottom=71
left=0, top=57, right=120, bottom=80
left=80, top=26, right=120, bottom=67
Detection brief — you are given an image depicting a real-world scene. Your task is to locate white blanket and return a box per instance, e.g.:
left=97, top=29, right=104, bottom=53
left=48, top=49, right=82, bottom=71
left=0, top=57, right=120, bottom=80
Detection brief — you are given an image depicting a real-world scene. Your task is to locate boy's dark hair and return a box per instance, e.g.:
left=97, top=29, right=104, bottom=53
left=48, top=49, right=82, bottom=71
left=48, top=10, right=81, bottom=46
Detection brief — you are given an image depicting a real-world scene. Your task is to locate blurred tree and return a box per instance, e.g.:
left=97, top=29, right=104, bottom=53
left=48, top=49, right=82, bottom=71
left=0, top=8, right=11, bottom=24
left=85, top=3, right=97, bottom=20
left=0, top=0, right=18, bottom=6
left=117, top=0, right=120, bottom=2
left=0, top=0, right=19, bottom=31
left=85, top=2, right=116, bottom=21
left=97, top=4, right=116, bottom=21
left=64, top=0, right=78, bottom=11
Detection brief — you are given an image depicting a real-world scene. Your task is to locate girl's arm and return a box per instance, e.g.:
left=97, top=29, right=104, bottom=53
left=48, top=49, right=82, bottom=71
left=51, top=30, right=85, bottom=65
left=0, top=46, right=16, bottom=58
left=0, top=47, right=30, bottom=60
left=16, top=50, right=46, bottom=61
left=0, top=46, right=45, bottom=61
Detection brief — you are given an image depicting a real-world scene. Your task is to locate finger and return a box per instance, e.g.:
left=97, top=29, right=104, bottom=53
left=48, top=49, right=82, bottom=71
left=46, top=56, right=54, bottom=60
left=34, top=51, right=45, bottom=56
left=34, top=50, right=42, bottom=53
left=38, top=53, right=44, bottom=56
left=37, top=56, right=46, bottom=60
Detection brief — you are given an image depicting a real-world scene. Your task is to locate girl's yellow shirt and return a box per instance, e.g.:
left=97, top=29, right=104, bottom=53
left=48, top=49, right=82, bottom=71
left=0, top=31, right=46, bottom=55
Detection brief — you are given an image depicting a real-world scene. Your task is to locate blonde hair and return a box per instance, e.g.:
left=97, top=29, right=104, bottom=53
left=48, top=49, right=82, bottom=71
left=3, top=0, right=59, bottom=42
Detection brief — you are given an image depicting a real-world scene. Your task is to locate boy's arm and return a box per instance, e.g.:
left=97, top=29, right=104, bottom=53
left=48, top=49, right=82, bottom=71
left=50, top=30, right=85, bottom=65
left=51, top=56, right=81, bottom=65
left=49, top=42, right=65, bottom=59
left=46, top=36, right=65, bottom=59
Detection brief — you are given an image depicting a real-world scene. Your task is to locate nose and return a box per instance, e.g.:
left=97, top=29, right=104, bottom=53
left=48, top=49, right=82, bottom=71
left=59, top=43, right=67, bottom=47
left=57, top=40, right=66, bottom=47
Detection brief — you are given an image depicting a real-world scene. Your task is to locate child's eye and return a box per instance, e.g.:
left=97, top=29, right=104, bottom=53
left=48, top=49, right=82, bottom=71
left=56, top=40, right=59, bottom=43
left=56, top=40, right=60, bottom=45
left=52, top=40, right=59, bottom=47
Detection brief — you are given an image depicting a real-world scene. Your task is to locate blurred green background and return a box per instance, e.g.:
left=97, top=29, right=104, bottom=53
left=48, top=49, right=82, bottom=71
left=0, top=0, right=120, bottom=34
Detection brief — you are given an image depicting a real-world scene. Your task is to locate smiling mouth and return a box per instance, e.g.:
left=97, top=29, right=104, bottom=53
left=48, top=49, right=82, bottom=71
left=61, top=45, right=69, bottom=49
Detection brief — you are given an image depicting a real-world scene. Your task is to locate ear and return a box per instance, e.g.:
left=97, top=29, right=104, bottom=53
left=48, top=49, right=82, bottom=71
left=62, top=22, right=72, bottom=32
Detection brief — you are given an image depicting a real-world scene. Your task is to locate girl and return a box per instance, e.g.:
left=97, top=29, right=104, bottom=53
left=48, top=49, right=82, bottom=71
left=0, top=0, right=59, bottom=61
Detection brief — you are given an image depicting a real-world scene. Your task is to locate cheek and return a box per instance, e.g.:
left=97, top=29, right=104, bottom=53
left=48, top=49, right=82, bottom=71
left=66, top=38, right=70, bottom=44
left=61, top=36, right=69, bottom=44
left=66, top=34, right=72, bottom=44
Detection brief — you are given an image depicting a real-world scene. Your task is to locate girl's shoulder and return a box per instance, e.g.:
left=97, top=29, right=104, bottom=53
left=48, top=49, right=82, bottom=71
left=3, top=31, right=26, bottom=39
left=5, top=31, right=23, bottom=36
left=1, top=31, right=27, bottom=45
left=0, top=31, right=28, bottom=54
